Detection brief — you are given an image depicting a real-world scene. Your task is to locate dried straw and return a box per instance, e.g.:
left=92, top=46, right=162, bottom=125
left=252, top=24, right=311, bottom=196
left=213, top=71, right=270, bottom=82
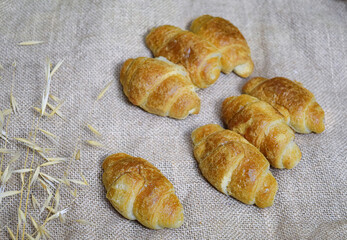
left=48, top=100, right=65, bottom=118
left=30, top=166, right=40, bottom=187
left=49, top=94, right=61, bottom=103
left=75, top=149, right=80, bottom=160
left=75, top=219, right=94, bottom=225
left=50, top=60, right=64, bottom=77
left=86, top=140, right=103, bottom=148
left=38, top=128, right=57, bottom=139
left=97, top=80, right=113, bottom=100
left=87, top=124, right=101, bottom=136
left=18, top=41, right=45, bottom=46
left=0, top=190, right=21, bottom=198
left=7, top=227, right=15, bottom=240
left=41, top=58, right=52, bottom=116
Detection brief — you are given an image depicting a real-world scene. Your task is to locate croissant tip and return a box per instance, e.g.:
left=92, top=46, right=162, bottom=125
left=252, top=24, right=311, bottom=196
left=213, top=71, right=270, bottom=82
left=102, top=153, right=130, bottom=170
left=255, top=173, right=278, bottom=208
left=242, top=76, right=266, bottom=93
left=307, top=102, right=325, bottom=134
left=233, top=60, right=254, bottom=78
left=282, top=142, right=302, bottom=169
left=223, top=96, right=237, bottom=105
left=156, top=194, right=184, bottom=229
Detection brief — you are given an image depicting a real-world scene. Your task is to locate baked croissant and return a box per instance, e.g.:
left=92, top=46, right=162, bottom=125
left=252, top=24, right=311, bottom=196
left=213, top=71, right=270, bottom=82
left=120, top=57, right=200, bottom=119
left=146, top=25, right=222, bottom=88
left=191, top=124, right=278, bottom=208
left=102, top=153, right=184, bottom=229
left=222, top=95, right=301, bottom=169
left=243, top=77, right=325, bottom=133
left=190, top=15, right=254, bottom=77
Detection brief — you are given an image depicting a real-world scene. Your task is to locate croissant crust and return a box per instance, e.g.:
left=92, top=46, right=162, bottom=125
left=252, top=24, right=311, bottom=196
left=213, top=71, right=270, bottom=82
left=243, top=77, right=325, bottom=133
left=191, top=124, right=278, bottom=208
left=120, top=57, right=200, bottom=119
left=191, top=15, right=254, bottom=77
left=146, top=25, right=222, bottom=88
left=222, top=94, right=302, bottom=169
left=102, top=153, right=184, bottom=229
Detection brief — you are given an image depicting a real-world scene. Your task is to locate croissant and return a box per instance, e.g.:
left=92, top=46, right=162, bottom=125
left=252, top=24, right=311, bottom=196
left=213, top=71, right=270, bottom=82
left=191, top=124, right=278, bottom=208
left=120, top=57, right=200, bottom=119
left=146, top=25, right=222, bottom=88
left=243, top=77, right=325, bottom=133
left=222, top=95, right=301, bottom=169
left=102, top=153, right=184, bottom=229
left=190, top=15, right=254, bottom=77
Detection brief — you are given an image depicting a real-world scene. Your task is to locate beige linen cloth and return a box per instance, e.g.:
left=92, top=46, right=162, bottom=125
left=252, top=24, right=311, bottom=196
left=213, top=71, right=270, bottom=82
left=0, top=0, right=346, bottom=239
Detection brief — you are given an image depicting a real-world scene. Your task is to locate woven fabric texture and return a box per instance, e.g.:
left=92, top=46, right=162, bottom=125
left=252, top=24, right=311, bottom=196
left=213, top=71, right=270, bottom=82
left=0, top=0, right=346, bottom=239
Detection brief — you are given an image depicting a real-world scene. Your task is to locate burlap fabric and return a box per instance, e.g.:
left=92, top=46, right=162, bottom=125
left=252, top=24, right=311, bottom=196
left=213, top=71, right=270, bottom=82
left=0, top=0, right=346, bottom=239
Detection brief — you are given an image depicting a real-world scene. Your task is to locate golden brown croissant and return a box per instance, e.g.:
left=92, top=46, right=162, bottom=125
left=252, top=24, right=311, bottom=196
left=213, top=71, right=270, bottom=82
left=120, top=57, right=200, bottom=119
left=191, top=124, right=278, bottom=208
left=146, top=25, right=222, bottom=88
left=102, top=153, right=184, bottom=229
left=243, top=77, right=325, bottom=133
left=222, top=95, right=301, bottom=169
left=190, top=15, right=254, bottom=77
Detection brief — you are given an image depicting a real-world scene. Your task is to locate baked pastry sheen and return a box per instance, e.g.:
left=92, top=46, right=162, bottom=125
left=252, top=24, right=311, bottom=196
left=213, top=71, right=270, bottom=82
left=102, top=153, right=184, bottom=229
left=190, top=15, right=254, bottom=77
left=243, top=77, right=325, bottom=133
left=146, top=25, right=222, bottom=88
left=222, top=94, right=301, bottom=169
left=120, top=57, right=200, bottom=119
left=191, top=124, right=278, bottom=208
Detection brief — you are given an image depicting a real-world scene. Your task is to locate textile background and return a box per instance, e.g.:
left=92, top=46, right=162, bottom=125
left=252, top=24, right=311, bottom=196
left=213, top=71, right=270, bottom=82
left=0, top=0, right=346, bottom=239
